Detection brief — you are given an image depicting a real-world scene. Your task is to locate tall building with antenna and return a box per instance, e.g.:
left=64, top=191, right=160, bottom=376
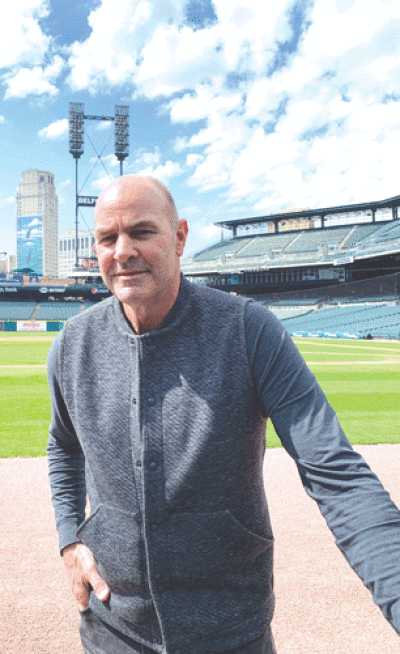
left=16, top=169, right=59, bottom=277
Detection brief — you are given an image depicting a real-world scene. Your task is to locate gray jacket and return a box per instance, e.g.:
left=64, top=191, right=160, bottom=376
left=48, top=276, right=400, bottom=654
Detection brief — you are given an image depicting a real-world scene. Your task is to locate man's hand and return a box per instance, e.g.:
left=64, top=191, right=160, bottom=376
left=62, top=542, right=110, bottom=611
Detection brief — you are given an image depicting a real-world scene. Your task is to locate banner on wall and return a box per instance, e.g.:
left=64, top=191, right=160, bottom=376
left=17, top=215, right=43, bottom=276
left=17, top=321, right=47, bottom=332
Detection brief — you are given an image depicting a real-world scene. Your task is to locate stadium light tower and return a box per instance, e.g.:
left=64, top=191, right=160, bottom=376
left=115, top=106, right=129, bottom=176
left=69, top=103, right=85, bottom=268
left=68, top=103, right=130, bottom=270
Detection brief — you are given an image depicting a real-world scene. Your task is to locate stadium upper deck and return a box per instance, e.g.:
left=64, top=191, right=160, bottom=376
left=181, top=193, right=400, bottom=295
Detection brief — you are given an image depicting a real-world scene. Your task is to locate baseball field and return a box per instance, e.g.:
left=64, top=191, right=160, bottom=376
left=0, top=331, right=399, bottom=457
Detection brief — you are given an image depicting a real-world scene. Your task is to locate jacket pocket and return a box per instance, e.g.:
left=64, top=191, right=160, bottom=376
left=169, top=510, right=273, bottom=585
left=76, top=504, right=143, bottom=594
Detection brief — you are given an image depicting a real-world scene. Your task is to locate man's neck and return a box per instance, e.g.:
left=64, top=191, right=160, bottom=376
left=122, top=279, right=181, bottom=335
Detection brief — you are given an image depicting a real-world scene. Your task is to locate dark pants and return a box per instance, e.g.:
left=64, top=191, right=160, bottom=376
left=80, top=609, right=277, bottom=654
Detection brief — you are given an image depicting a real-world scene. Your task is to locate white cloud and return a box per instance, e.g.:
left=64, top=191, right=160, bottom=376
left=5, top=197, right=15, bottom=204
left=169, top=87, right=242, bottom=124
left=0, top=0, right=51, bottom=69
left=0, top=115, right=5, bottom=124
left=58, top=179, right=71, bottom=188
left=64, top=0, right=400, bottom=216
left=137, top=160, right=183, bottom=184
left=38, top=118, right=68, bottom=139
left=91, top=173, right=117, bottom=191
left=186, top=153, right=204, bottom=168
left=67, top=0, right=185, bottom=91
left=182, top=0, right=400, bottom=210
left=136, top=150, right=161, bottom=167
left=4, top=55, right=64, bottom=99
left=95, top=121, right=113, bottom=131
left=66, top=0, right=293, bottom=98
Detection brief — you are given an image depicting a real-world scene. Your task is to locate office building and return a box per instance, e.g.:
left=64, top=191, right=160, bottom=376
left=0, top=254, right=17, bottom=273
left=16, top=169, right=58, bottom=277
left=59, top=229, right=97, bottom=278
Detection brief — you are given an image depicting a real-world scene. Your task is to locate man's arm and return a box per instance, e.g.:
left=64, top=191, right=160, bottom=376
left=47, top=334, right=110, bottom=609
left=245, top=302, right=400, bottom=635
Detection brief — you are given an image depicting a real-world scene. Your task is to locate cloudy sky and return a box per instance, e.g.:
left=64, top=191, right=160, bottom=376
left=1, top=0, right=400, bottom=259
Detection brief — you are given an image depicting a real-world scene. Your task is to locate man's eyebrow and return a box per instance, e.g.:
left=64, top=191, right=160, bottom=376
left=94, top=221, right=158, bottom=238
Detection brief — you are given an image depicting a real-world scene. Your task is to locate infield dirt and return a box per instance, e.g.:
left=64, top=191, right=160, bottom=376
left=1, top=444, right=400, bottom=653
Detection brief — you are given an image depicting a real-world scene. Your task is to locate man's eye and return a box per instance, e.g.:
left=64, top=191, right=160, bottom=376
left=100, top=235, right=116, bottom=244
left=134, top=230, right=153, bottom=237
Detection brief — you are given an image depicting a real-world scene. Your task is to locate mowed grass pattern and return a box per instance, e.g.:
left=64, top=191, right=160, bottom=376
left=267, top=338, right=400, bottom=447
left=0, top=333, right=56, bottom=457
left=0, top=333, right=399, bottom=457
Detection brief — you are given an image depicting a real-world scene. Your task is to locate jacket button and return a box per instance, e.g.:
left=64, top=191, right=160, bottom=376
left=149, top=460, right=158, bottom=470
left=135, top=459, right=141, bottom=467
left=148, top=397, right=155, bottom=406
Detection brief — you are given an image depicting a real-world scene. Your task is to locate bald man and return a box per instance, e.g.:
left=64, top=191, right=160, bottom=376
left=47, top=175, right=400, bottom=654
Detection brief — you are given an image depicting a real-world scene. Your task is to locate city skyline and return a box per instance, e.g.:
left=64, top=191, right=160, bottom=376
left=1, top=0, right=400, bottom=260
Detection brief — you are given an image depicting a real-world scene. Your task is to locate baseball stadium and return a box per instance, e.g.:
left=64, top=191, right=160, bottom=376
left=2, top=190, right=400, bottom=653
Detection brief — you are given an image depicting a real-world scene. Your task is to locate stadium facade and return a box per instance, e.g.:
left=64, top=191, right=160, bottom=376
left=16, top=170, right=58, bottom=278
left=2, top=190, right=400, bottom=338
left=181, top=193, right=400, bottom=297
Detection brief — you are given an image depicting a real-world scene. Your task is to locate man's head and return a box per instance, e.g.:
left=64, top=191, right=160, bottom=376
left=94, top=175, right=188, bottom=331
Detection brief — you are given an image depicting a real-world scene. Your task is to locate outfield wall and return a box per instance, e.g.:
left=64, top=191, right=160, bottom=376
left=0, top=321, right=64, bottom=332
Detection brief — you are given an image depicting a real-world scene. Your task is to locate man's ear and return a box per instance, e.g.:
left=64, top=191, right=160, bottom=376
left=175, top=219, right=189, bottom=257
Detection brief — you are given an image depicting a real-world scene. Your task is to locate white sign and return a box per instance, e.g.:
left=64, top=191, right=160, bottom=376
left=17, top=321, right=47, bottom=332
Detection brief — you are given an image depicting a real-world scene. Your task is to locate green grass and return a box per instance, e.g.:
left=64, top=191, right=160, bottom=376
left=0, top=340, right=53, bottom=365
left=0, top=334, right=399, bottom=456
left=0, top=333, right=56, bottom=456
left=266, top=362, right=400, bottom=448
left=266, top=339, right=400, bottom=448
left=0, top=368, right=51, bottom=457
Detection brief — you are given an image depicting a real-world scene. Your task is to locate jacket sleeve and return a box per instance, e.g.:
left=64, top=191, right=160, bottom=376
left=47, top=333, right=86, bottom=553
left=245, top=301, right=400, bottom=636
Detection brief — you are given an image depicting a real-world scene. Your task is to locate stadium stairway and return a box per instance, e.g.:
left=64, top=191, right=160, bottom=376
left=30, top=303, right=40, bottom=320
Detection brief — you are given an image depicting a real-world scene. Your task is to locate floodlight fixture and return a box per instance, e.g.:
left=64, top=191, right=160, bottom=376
left=69, top=102, right=85, bottom=159
left=115, top=106, right=129, bottom=174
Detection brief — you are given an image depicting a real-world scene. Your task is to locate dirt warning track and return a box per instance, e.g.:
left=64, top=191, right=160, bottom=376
left=1, top=445, right=400, bottom=653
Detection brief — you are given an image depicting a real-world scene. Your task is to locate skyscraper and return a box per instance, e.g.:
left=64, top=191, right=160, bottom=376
left=16, top=169, right=58, bottom=277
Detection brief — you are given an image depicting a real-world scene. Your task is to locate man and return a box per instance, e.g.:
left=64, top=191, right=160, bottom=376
left=48, top=175, right=400, bottom=654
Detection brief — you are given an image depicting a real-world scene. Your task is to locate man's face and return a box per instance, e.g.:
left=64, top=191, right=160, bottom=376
left=94, top=180, right=188, bottom=310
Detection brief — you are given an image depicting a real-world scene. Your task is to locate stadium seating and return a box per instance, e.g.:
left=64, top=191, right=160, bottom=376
left=193, top=237, right=253, bottom=262
left=277, top=302, right=400, bottom=338
left=343, top=223, right=380, bottom=249
left=284, top=227, right=351, bottom=254
left=0, top=301, right=36, bottom=320
left=240, top=232, right=297, bottom=258
left=267, top=306, right=314, bottom=321
left=184, top=219, right=400, bottom=272
left=34, top=302, right=82, bottom=320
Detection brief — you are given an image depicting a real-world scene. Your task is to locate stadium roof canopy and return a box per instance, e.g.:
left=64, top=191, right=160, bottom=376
left=216, top=193, right=400, bottom=235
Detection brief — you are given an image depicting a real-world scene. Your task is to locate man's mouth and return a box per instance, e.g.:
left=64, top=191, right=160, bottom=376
left=115, top=270, right=148, bottom=277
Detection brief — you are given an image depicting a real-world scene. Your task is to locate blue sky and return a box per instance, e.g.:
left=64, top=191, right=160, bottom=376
left=1, top=0, right=400, bottom=260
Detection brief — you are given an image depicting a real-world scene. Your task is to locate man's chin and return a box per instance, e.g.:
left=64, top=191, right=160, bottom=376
left=112, top=283, right=149, bottom=304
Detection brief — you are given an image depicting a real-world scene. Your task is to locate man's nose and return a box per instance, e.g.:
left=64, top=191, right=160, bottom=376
left=114, top=234, right=138, bottom=262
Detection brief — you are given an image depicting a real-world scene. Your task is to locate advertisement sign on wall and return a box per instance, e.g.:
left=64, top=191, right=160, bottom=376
left=17, top=215, right=43, bottom=275
left=17, top=321, right=47, bottom=332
